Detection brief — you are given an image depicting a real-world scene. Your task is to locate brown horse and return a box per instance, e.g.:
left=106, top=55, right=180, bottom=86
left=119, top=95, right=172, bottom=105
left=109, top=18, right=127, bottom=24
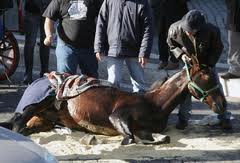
left=1, top=60, right=226, bottom=144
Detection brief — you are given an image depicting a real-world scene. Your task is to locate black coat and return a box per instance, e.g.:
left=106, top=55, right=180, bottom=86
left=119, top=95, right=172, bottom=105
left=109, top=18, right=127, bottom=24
left=149, top=0, right=188, bottom=30
left=225, top=0, right=240, bottom=32
left=167, top=19, right=223, bottom=67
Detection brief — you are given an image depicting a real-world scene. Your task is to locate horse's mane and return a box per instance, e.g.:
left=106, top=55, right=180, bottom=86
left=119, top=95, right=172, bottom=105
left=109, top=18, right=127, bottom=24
left=148, top=76, right=168, bottom=91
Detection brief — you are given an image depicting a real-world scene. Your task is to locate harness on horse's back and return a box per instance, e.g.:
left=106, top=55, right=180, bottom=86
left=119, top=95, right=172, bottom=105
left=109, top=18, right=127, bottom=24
left=183, top=61, right=220, bottom=102
left=46, top=72, right=115, bottom=100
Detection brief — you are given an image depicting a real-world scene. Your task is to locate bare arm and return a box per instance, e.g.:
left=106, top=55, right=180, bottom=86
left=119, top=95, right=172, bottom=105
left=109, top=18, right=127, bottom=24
left=44, top=17, right=55, bottom=46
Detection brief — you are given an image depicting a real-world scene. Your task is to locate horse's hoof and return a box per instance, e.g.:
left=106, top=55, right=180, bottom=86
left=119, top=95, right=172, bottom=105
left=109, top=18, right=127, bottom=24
left=80, top=135, right=97, bottom=145
left=12, top=122, right=27, bottom=134
left=121, top=136, right=135, bottom=145
left=141, top=135, right=171, bottom=145
left=161, top=135, right=170, bottom=144
left=19, top=128, right=34, bottom=136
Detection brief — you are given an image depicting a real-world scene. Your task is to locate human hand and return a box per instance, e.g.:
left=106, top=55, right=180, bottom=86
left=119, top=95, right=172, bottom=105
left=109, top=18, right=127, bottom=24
left=181, top=54, right=191, bottom=63
left=138, top=57, right=148, bottom=68
left=96, top=52, right=104, bottom=61
left=44, top=35, right=53, bottom=46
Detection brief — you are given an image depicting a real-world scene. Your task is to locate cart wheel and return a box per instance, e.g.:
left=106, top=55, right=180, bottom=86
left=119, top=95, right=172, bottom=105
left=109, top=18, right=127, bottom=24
left=0, top=31, right=20, bottom=81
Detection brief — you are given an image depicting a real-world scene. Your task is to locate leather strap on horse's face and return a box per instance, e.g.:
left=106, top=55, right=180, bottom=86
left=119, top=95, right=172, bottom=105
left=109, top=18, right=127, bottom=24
left=183, top=60, right=220, bottom=102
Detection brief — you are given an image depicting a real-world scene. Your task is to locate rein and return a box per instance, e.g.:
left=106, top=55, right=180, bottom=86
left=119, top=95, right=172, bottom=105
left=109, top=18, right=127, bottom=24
left=184, top=61, right=220, bottom=102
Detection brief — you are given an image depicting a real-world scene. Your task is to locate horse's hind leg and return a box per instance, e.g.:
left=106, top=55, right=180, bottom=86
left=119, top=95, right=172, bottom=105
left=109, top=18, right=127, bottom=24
left=109, top=110, right=135, bottom=145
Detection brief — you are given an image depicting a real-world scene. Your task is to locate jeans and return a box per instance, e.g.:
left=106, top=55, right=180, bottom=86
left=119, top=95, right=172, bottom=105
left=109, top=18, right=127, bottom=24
left=56, top=37, right=98, bottom=78
left=107, top=57, right=145, bottom=93
left=23, top=12, right=50, bottom=81
left=178, top=68, right=231, bottom=121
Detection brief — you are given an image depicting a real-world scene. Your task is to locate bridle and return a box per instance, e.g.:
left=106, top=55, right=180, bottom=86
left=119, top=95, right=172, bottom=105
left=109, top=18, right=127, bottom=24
left=184, top=61, right=220, bottom=102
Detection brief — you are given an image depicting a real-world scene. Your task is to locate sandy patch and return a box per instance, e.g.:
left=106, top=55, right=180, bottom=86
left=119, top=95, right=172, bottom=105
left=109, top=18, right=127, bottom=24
left=29, top=115, right=240, bottom=162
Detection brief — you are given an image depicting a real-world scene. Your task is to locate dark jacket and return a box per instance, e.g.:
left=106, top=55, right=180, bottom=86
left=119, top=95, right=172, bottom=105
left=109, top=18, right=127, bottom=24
left=25, top=0, right=51, bottom=14
left=225, top=0, right=240, bottom=32
left=167, top=19, right=223, bottom=67
left=149, top=0, right=188, bottom=34
left=94, top=0, right=154, bottom=58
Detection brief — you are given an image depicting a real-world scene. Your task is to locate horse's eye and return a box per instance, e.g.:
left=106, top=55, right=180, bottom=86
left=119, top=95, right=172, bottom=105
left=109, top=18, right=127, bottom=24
left=203, top=74, right=210, bottom=80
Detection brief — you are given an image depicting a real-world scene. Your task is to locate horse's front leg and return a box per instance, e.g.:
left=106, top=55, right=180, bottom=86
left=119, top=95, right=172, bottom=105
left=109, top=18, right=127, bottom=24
left=109, top=109, right=135, bottom=145
left=20, top=116, right=55, bottom=136
left=12, top=97, right=55, bottom=133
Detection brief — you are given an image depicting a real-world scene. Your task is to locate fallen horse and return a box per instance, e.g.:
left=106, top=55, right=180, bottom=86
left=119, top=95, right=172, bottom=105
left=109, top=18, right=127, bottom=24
left=0, top=58, right=228, bottom=145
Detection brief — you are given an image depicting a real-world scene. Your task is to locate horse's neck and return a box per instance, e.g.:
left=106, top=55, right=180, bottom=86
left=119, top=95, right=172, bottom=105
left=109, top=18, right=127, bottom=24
left=145, top=70, right=189, bottom=116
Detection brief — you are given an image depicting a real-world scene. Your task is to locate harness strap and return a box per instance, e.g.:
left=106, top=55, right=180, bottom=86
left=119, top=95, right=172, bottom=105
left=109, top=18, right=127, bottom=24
left=183, top=61, right=220, bottom=102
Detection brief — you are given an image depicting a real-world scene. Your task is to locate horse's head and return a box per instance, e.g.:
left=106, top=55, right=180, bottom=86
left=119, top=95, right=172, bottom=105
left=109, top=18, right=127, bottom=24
left=186, top=57, right=226, bottom=114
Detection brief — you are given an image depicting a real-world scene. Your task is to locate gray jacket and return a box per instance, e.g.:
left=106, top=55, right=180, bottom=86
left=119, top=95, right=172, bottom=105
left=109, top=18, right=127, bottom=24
left=94, top=0, right=153, bottom=58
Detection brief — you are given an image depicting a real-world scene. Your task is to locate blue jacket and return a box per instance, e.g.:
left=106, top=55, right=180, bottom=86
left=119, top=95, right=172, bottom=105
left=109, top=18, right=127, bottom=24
left=94, top=0, right=153, bottom=58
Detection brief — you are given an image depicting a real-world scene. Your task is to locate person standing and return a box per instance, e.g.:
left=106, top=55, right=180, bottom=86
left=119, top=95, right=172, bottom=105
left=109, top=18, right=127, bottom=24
left=167, top=10, right=232, bottom=130
left=43, top=0, right=103, bottom=78
left=149, top=0, right=188, bottom=70
left=221, top=0, right=240, bottom=79
left=23, top=0, right=51, bottom=84
left=94, top=0, right=153, bottom=93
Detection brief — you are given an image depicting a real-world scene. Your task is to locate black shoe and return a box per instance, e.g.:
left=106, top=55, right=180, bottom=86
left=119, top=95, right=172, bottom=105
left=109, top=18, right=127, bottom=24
left=176, top=119, right=188, bottom=130
left=22, top=79, right=32, bottom=85
left=221, top=72, right=240, bottom=79
left=220, top=119, right=232, bottom=130
left=22, top=76, right=33, bottom=85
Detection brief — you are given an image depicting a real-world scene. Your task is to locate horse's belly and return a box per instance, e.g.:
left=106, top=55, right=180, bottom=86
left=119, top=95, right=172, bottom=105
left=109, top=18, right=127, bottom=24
left=67, top=100, right=118, bottom=136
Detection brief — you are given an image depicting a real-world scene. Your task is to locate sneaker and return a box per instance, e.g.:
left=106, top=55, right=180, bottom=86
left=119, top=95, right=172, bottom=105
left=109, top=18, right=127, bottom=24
left=158, top=62, right=168, bottom=70
left=164, top=62, right=179, bottom=70
left=220, top=119, right=232, bottom=130
left=176, top=119, right=188, bottom=130
left=220, top=72, right=240, bottom=79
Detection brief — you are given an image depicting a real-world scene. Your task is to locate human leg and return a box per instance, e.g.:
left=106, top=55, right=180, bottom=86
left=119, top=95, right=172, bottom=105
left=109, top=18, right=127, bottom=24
left=39, top=17, right=50, bottom=77
left=176, top=94, right=192, bottom=130
left=106, top=57, right=124, bottom=88
left=23, top=12, right=40, bottom=83
left=125, top=58, right=146, bottom=93
left=212, top=68, right=232, bottom=129
left=78, top=48, right=98, bottom=78
left=221, top=31, right=240, bottom=78
left=55, top=37, right=78, bottom=74
left=158, top=17, right=169, bottom=69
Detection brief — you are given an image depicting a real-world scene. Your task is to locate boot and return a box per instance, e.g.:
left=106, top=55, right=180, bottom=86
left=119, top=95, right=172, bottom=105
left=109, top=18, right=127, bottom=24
left=220, top=119, right=232, bottom=130
left=176, top=119, right=188, bottom=130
